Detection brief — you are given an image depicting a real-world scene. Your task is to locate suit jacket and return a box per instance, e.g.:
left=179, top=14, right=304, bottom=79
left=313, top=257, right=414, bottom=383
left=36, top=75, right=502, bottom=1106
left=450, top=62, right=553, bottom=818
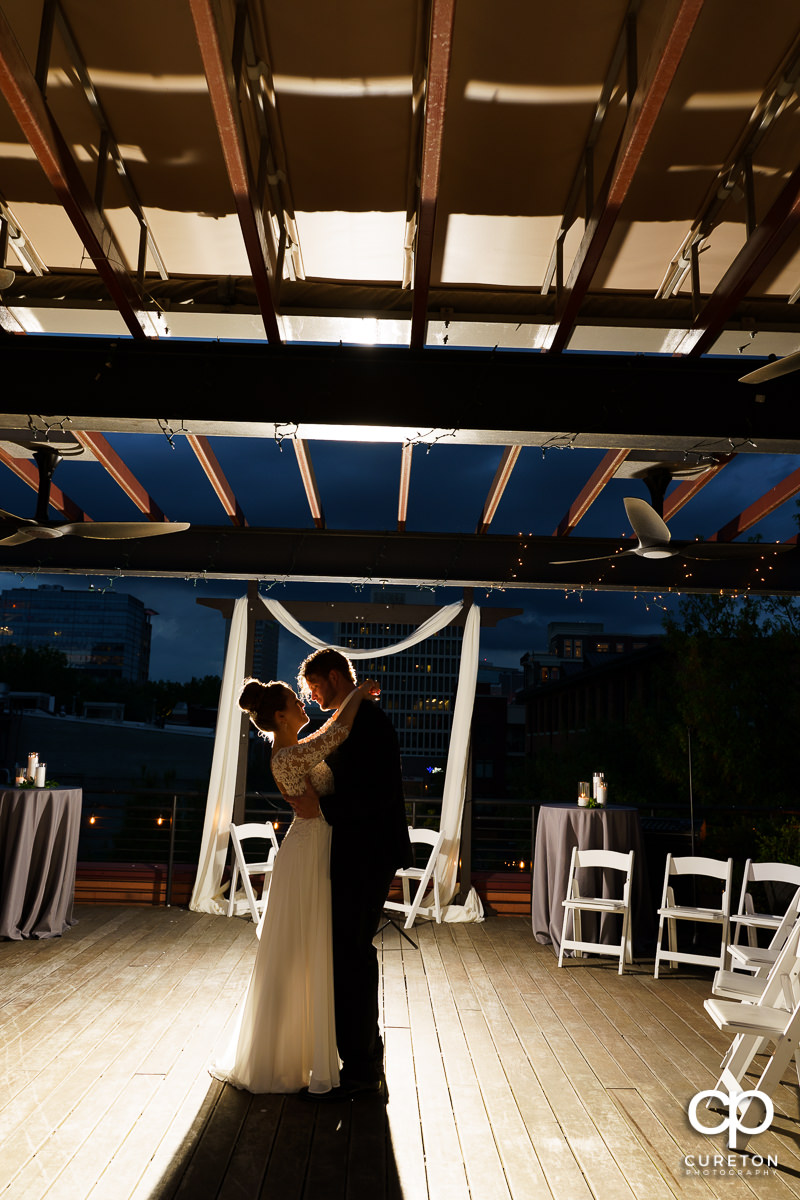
left=320, top=699, right=412, bottom=880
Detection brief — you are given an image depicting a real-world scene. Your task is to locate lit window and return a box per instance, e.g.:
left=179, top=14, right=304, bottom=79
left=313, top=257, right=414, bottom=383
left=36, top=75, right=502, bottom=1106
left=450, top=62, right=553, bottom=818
left=597, top=642, right=609, bottom=652
left=563, top=639, right=572, bottom=657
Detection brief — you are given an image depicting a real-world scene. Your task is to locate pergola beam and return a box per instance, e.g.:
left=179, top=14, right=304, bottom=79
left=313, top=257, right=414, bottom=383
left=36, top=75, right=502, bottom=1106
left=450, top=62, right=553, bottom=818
left=674, top=161, right=800, bottom=357
left=0, top=524, right=796, bottom=595
left=292, top=439, right=325, bottom=528
left=397, top=442, right=413, bottom=532
left=409, top=0, right=456, bottom=350
left=0, top=445, right=88, bottom=523
left=0, top=7, right=157, bottom=339
left=661, top=454, right=734, bottom=523
left=710, top=465, right=800, bottom=542
left=554, top=449, right=630, bottom=536
left=477, top=446, right=522, bottom=534
left=547, top=0, right=704, bottom=353
left=189, top=0, right=282, bottom=344
left=187, top=434, right=247, bottom=527
left=72, top=432, right=168, bottom=522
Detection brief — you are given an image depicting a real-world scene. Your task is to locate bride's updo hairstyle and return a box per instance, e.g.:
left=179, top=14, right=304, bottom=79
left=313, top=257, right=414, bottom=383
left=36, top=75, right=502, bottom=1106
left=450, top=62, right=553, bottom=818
left=238, top=677, right=293, bottom=740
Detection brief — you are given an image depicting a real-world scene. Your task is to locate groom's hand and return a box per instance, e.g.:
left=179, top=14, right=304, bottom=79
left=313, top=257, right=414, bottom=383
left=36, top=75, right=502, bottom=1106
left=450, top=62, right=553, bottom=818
left=284, top=780, right=320, bottom=819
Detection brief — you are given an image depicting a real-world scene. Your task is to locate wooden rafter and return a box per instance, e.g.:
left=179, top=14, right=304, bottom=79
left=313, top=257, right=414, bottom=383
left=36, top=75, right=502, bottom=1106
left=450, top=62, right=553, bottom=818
left=477, top=446, right=521, bottom=534
left=661, top=455, right=734, bottom=523
left=674, top=161, right=800, bottom=357
left=292, top=439, right=324, bottom=529
left=189, top=0, right=282, bottom=344
left=546, top=0, right=704, bottom=354
left=554, top=449, right=630, bottom=537
left=409, top=0, right=456, bottom=350
left=709, top=465, right=800, bottom=542
left=0, top=445, right=88, bottom=523
left=72, top=432, right=168, bottom=521
left=0, top=7, right=157, bottom=339
left=398, top=443, right=413, bottom=532
left=187, top=434, right=247, bottom=527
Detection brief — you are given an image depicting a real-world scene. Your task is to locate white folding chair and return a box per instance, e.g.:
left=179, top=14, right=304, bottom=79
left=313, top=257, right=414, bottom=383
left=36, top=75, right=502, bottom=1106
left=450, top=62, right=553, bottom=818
left=383, top=827, right=445, bottom=942
left=227, top=821, right=279, bottom=924
left=557, top=847, right=635, bottom=975
left=731, top=859, right=800, bottom=949
left=704, top=915, right=800, bottom=1151
left=654, top=853, right=733, bottom=978
left=713, top=888, right=800, bottom=1002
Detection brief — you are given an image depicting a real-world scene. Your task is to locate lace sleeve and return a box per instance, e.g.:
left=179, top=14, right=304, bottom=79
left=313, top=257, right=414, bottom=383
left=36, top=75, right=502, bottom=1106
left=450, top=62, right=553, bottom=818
left=272, top=720, right=349, bottom=785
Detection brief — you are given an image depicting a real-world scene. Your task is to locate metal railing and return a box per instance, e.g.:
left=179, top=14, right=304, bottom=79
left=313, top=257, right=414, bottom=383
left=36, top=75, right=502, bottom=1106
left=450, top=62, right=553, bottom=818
left=76, top=786, right=538, bottom=907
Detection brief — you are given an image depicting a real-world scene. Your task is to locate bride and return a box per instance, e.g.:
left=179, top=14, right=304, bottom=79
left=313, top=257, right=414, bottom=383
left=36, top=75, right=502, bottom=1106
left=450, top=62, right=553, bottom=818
left=209, top=673, right=377, bottom=1094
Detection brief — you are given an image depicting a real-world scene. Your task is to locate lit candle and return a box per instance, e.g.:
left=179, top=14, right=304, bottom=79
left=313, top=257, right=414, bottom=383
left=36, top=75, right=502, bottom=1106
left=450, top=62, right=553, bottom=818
left=14, top=765, right=24, bottom=785
left=27, top=752, right=38, bottom=781
left=597, top=782, right=608, bottom=805
left=35, top=763, right=46, bottom=787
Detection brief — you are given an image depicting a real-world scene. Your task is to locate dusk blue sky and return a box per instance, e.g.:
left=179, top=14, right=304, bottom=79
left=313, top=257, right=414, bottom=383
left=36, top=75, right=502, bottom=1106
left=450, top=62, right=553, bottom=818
left=2, top=382, right=798, bottom=682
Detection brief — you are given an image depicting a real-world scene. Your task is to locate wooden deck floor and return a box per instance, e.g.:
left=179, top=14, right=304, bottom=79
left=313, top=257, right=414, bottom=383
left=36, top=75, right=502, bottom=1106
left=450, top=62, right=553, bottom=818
left=2, top=906, right=800, bottom=1200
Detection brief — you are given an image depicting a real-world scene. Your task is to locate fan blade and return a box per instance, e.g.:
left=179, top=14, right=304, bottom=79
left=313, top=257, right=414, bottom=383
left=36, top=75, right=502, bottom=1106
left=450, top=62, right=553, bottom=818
left=739, top=349, right=800, bottom=385
left=550, top=549, right=638, bottom=565
left=59, top=521, right=191, bottom=540
left=0, top=530, right=35, bottom=545
left=0, top=508, right=31, bottom=525
left=680, top=541, right=793, bottom=561
left=624, top=496, right=670, bottom=545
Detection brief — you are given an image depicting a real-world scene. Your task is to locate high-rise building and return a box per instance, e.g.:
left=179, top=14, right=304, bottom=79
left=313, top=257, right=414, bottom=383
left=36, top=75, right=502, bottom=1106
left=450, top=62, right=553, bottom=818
left=0, top=584, right=153, bottom=682
left=252, top=618, right=279, bottom=683
left=335, top=590, right=463, bottom=766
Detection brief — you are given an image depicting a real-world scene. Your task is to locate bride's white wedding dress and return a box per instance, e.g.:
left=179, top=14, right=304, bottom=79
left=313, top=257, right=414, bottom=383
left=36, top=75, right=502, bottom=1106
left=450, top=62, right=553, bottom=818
left=209, top=716, right=349, bottom=1094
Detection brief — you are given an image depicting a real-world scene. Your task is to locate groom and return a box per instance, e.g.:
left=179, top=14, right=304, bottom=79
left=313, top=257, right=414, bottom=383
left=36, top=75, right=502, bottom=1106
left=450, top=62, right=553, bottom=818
left=290, top=647, right=412, bottom=1100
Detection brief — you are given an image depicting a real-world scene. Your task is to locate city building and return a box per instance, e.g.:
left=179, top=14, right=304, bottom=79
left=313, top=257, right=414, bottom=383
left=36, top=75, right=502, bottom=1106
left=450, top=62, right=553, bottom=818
left=0, top=584, right=153, bottom=683
left=517, top=622, right=663, bottom=753
left=252, top=617, right=279, bottom=684
left=335, top=589, right=463, bottom=774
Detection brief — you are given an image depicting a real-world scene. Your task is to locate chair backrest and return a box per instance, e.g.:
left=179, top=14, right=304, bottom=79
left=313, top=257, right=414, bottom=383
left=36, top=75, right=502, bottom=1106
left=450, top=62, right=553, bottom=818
left=409, top=827, right=443, bottom=851
left=573, top=848, right=633, bottom=874
left=229, top=821, right=279, bottom=858
left=669, top=854, right=732, bottom=880
left=661, top=853, right=733, bottom=910
left=745, top=859, right=800, bottom=889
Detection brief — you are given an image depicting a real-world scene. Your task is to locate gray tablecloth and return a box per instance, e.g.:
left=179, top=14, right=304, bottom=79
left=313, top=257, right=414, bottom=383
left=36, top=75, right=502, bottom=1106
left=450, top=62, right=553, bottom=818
left=532, top=803, right=654, bottom=956
left=0, top=787, right=82, bottom=940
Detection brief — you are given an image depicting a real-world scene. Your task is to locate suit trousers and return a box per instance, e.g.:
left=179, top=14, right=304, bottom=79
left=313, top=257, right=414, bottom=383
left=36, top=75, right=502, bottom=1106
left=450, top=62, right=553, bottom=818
left=330, top=860, right=397, bottom=1082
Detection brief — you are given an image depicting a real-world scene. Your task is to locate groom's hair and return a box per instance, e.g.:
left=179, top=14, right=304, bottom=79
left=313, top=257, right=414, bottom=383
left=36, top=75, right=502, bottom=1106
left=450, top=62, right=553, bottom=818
left=298, top=647, right=356, bottom=687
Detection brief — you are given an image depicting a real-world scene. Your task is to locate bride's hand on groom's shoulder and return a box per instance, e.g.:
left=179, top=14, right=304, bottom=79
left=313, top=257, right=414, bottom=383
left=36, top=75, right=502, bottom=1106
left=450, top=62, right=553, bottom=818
left=360, top=678, right=380, bottom=698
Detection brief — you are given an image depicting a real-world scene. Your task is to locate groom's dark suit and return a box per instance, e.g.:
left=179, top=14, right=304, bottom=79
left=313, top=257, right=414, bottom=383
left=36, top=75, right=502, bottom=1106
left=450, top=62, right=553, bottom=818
left=320, top=697, right=412, bottom=1083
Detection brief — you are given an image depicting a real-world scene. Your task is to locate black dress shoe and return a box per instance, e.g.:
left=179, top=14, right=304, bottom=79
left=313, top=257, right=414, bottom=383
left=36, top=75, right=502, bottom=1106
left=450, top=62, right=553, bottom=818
left=341, top=1074, right=389, bottom=1102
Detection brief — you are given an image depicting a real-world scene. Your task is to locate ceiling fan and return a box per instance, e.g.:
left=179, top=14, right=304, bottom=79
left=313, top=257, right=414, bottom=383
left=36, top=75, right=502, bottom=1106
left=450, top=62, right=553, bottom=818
left=551, top=496, right=793, bottom=565
left=740, top=349, right=800, bottom=385
left=0, top=442, right=190, bottom=545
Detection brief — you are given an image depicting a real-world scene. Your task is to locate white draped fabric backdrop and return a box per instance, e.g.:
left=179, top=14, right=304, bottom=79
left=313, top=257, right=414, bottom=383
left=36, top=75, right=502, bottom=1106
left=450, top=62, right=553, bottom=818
left=190, top=596, right=483, bottom=923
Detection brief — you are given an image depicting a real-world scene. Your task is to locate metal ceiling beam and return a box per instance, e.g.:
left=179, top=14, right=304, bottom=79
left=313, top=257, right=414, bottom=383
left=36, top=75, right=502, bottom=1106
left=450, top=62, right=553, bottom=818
left=0, top=339, right=798, bottom=453
left=546, top=0, right=704, bottom=354
left=198, top=597, right=521, bottom=627
left=709, top=465, right=800, bottom=542
left=554, top=449, right=630, bottom=537
left=292, top=439, right=325, bottom=529
left=72, top=432, right=168, bottom=522
left=477, top=446, right=522, bottom=534
left=0, top=7, right=157, bottom=340
left=0, top=445, right=87, bottom=522
left=0, top=524, right=795, bottom=595
left=409, top=0, right=456, bottom=350
left=661, top=455, right=734, bottom=523
left=186, top=434, right=247, bottom=527
left=397, top=443, right=413, bottom=532
left=189, top=0, right=282, bottom=344
left=674, top=160, right=800, bottom=357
